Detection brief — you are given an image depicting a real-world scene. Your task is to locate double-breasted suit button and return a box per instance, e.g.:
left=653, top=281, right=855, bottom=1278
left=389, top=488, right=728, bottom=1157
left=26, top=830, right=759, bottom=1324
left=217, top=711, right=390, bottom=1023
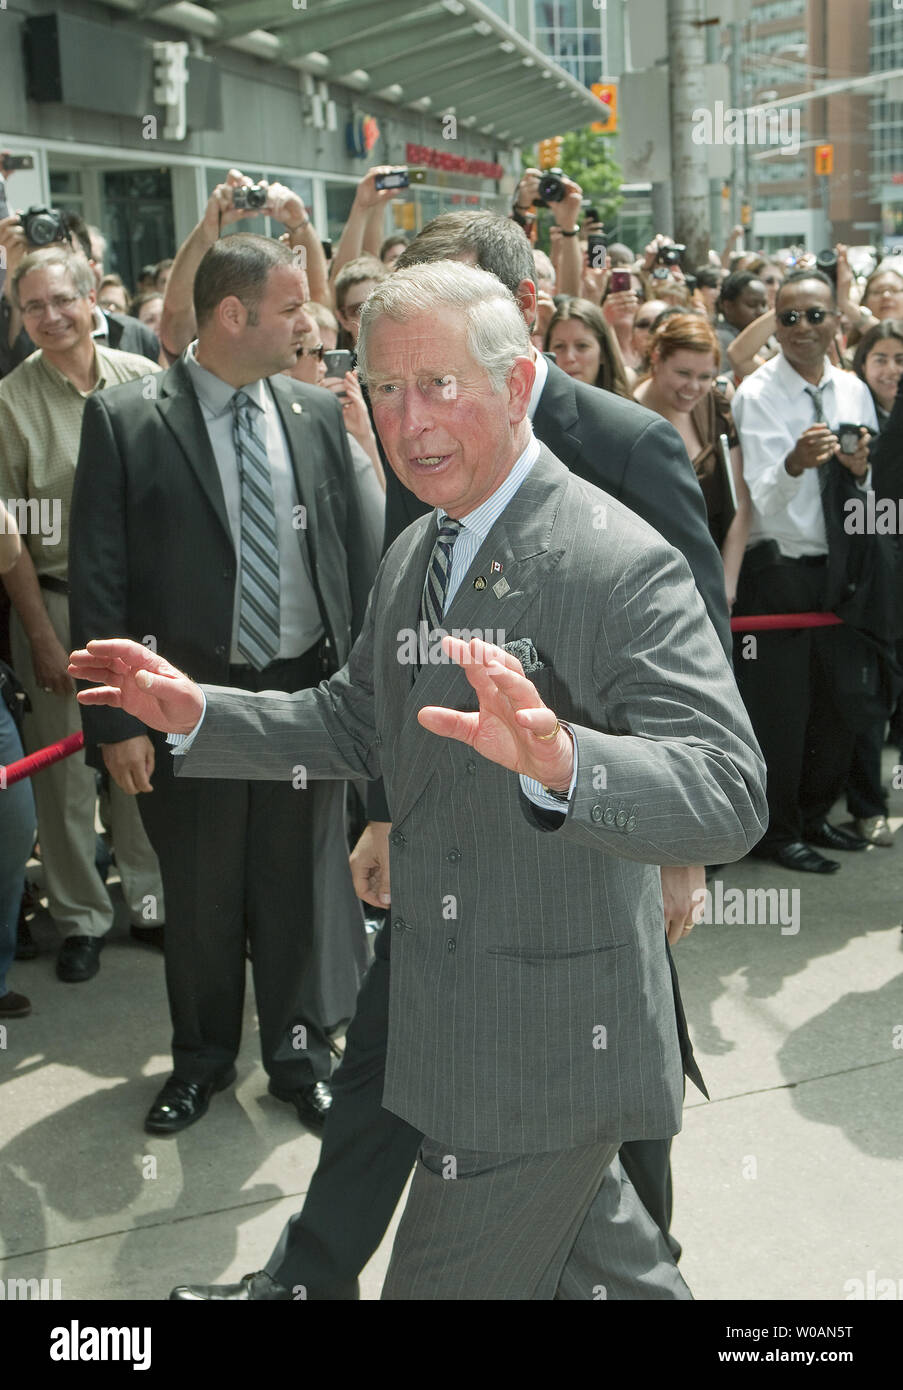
left=465, top=761, right=477, bottom=775
left=626, top=811, right=638, bottom=832
left=393, top=918, right=407, bottom=932
left=391, top=831, right=406, bottom=847
left=214, top=643, right=226, bottom=657
left=615, top=809, right=628, bottom=829
left=446, top=939, right=456, bottom=952
left=591, top=804, right=603, bottom=822
left=447, top=849, right=461, bottom=863
left=602, top=807, right=616, bottom=826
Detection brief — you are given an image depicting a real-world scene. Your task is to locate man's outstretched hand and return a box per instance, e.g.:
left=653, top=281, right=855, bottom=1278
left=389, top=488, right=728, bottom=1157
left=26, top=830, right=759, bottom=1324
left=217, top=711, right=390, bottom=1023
left=419, top=637, right=574, bottom=792
left=68, top=639, right=204, bottom=735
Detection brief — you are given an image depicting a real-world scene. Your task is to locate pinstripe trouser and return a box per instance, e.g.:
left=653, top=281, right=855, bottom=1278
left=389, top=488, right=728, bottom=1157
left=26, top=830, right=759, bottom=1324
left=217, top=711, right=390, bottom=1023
left=381, top=1137, right=693, bottom=1301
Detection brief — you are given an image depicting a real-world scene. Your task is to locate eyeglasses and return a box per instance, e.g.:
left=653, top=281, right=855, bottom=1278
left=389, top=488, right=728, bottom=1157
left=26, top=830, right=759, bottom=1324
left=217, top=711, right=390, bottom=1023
left=776, top=307, right=838, bottom=327
left=20, top=293, right=82, bottom=320
left=298, top=342, right=324, bottom=359
left=635, top=318, right=658, bottom=330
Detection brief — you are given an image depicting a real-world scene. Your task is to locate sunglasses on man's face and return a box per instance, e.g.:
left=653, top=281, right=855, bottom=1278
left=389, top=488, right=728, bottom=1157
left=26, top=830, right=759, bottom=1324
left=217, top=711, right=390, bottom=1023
left=776, top=307, right=838, bottom=327
left=298, top=342, right=324, bottom=359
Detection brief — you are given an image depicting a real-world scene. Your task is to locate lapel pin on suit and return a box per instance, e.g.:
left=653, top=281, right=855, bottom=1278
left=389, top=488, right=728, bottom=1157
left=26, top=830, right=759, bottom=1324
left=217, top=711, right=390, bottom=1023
left=493, top=578, right=510, bottom=598
left=473, top=576, right=486, bottom=590
left=291, top=402, right=303, bottom=415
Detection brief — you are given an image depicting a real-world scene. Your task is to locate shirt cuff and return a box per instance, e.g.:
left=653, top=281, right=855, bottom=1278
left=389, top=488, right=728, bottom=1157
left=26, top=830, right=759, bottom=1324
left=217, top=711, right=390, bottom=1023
left=520, top=723, right=577, bottom=809
left=167, top=690, right=207, bottom=754
left=855, top=465, right=872, bottom=491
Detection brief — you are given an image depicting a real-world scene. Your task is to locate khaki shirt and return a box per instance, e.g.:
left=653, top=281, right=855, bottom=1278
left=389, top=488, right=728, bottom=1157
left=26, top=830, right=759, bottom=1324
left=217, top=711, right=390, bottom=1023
left=0, top=344, right=160, bottom=579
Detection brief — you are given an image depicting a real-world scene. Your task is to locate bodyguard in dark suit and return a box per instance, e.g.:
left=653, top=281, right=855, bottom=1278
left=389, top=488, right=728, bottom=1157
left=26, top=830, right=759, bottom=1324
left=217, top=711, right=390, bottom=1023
left=153, top=215, right=731, bottom=1299
left=69, top=235, right=380, bottom=1134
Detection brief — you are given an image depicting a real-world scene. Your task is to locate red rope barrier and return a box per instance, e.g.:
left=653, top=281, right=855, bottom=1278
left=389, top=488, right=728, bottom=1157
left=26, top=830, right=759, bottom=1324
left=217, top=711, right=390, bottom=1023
left=1, top=730, right=85, bottom=786
left=730, top=612, right=843, bottom=632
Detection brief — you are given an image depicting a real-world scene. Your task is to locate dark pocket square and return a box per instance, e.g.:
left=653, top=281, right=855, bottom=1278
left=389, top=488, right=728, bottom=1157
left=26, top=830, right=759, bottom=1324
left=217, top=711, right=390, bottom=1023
left=504, top=638, right=544, bottom=674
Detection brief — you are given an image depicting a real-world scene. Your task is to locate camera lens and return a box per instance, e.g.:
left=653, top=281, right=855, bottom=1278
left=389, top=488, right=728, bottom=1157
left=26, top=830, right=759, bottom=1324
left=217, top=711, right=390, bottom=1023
left=538, top=173, right=565, bottom=204
left=247, top=185, right=268, bottom=209
left=24, top=212, right=60, bottom=246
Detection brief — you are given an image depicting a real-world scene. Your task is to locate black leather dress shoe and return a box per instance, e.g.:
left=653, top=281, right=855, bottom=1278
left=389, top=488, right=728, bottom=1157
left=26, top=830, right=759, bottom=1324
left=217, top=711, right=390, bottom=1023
left=771, top=841, right=840, bottom=874
left=130, top=923, right=165, bottom=951
left=56, top=934, right=104, bottom=982
left=267, top=1079, right=332, bottom=1130
left=144, top=1066, right=237, bottom=1135
left=803, top=820, right=868, bottom=852
left=170, top=1270, right=291, bottom=1301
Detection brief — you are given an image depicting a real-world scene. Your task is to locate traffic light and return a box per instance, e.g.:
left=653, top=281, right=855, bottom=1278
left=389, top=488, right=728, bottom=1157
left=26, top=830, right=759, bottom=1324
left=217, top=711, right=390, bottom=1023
left=591, top=82, right=618, bottom=135
left=537, top=137, right=563, bottom=169
left=814, top=144, right=834, bottom=176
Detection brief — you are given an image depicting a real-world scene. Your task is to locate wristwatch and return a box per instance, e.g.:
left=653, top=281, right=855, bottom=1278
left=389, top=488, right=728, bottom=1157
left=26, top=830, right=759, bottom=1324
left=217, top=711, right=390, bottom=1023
left=558, top=227, right=579, bottom=237
left=541, top=784, right=571, bottom=802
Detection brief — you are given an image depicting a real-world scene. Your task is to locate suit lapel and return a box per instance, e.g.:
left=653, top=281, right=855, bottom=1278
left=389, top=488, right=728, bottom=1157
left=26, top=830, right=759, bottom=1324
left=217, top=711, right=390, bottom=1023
left=157, top=359, right=232, bottom=551
left=534, top=359, right=584, bottom=471
left=385, top=448, right=570, bottom=823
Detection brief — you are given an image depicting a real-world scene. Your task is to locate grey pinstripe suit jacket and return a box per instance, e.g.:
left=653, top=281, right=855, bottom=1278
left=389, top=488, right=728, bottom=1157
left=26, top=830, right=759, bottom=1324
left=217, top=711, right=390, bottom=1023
left=177, top=444, right=767, bottom=1152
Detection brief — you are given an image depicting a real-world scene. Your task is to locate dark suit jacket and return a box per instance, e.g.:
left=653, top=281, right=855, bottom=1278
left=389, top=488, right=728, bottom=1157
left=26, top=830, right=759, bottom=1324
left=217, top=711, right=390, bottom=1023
left=68, top=356, right=380, bottom=766
left=368, top=358, right=730, bottom=823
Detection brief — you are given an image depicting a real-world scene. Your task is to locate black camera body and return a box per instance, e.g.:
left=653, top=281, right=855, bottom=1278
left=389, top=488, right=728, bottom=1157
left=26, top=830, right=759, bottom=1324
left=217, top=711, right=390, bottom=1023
left=20, top=205, right=68, bottom=247
left=656, top=243, right=686, bottom=267
left=533, top=168, right=567, bottom=207
left=837, top=422, right=865, bottom=455
left=232, top=183, right=269, bottom=210
left=816, top=248, right=838, bottom=285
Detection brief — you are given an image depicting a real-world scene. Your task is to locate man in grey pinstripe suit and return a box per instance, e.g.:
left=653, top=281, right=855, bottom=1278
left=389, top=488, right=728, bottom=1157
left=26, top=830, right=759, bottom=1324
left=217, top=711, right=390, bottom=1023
left=71, top=261, right=768, bottom=1299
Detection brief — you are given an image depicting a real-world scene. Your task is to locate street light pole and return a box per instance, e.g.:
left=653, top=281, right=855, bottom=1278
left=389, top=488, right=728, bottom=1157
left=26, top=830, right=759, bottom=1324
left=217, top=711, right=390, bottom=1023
left=668, top=0, right=712, bottom=267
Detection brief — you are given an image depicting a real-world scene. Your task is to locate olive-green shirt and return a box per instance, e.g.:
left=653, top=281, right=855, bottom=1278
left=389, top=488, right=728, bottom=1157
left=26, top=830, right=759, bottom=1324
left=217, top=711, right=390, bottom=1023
left=0, top=344, right=160, bottom=580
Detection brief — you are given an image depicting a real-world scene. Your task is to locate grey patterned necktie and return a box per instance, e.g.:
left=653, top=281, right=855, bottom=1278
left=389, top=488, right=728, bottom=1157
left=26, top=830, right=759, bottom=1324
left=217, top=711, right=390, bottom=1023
left=232, top=390, right=280, bottom=670
left=417, top=517, right=462, bottom=667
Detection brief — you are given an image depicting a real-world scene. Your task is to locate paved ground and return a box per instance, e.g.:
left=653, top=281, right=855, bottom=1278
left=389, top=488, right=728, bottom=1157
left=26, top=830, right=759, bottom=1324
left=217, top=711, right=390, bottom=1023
left=1, top=759, right=901, bottom=1303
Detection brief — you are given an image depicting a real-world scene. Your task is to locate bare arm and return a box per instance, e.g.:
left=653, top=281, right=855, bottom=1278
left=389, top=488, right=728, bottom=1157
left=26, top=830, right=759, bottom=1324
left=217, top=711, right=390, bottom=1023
left=722, top=224, right=743, bottom=270
left=329, top=168, right=398, bottom=293
left=2, top=547, right=73, bottom=695
left=0, top=499, right=21, bottom=573
left=727, top=308, right=776, bottom=379
left=518, top=168, right=585, bottom=299
left=0, top=214, right=28, bottom=348
left=720, top=443, right=752, bottom=610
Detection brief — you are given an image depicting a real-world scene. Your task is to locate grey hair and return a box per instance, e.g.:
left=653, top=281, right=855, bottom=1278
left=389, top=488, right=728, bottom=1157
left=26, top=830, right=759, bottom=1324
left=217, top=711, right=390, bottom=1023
left=356, top=259, right=530, bottom=392
left=12, top=247, right=95, bottom=308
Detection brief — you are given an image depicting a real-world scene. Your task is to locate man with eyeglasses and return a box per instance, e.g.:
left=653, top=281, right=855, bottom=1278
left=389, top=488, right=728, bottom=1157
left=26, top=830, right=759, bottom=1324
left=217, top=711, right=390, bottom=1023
left=731, top=268, right=879, bottom=874
left=0, top=247, right=166, bottom=982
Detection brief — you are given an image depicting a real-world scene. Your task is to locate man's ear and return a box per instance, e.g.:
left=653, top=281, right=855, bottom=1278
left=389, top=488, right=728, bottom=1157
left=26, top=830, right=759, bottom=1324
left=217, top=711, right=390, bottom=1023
left=516, top=278, right=537, bottom=332
left=217, top=294, right=247, bottom=333
left=507, top=353, right=535, bottom=423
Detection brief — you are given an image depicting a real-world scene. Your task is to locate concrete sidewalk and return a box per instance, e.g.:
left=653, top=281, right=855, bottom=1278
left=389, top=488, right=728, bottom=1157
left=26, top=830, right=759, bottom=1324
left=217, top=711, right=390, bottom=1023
left=1, top=766, right=901, bottom=1302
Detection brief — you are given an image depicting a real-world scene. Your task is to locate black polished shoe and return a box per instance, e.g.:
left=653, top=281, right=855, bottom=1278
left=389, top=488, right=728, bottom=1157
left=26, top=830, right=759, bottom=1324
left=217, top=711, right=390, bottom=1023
left=144, top=1066, right=237, bottom=1135
left=268, top=1079, right=332, bottom=1130
left=56, top=934, right=104, bottom=982
left=771, top=841, right=840, bottom=874
left=169, top=1270, right=291, bottom=1301
left=130, top=923, right=165, bottom=952
left=803, top=820, right=868, bottom=852
left=15, top=914, right=39, bottom=960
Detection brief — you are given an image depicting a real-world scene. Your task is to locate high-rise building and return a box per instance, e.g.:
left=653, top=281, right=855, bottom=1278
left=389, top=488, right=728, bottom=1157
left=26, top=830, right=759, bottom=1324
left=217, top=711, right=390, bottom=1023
left=869, top=0, right=903, bottom=245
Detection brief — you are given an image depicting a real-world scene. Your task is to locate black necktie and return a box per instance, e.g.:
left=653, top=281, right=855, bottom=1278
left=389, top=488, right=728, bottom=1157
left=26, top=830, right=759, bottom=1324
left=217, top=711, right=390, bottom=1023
left=416, top=517, right=462, bottom=669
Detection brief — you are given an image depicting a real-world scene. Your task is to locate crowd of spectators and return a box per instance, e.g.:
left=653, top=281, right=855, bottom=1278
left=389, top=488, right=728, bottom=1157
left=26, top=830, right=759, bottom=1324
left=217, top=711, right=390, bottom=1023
left=0, top=151, right=901, bottom=1298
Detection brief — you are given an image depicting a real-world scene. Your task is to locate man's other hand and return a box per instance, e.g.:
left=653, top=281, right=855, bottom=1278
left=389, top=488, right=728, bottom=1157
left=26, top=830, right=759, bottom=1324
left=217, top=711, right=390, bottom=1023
left=101, top=734, right=155, bottom=795
left=68, top=639, right=204, bottom=735
left=785, top=424, right=838, bottom=476
left=661, top=864, right=706, bottom=945
left=31, top=629, right=75, bottom=696
left=349, top=820, right=392, bottom=909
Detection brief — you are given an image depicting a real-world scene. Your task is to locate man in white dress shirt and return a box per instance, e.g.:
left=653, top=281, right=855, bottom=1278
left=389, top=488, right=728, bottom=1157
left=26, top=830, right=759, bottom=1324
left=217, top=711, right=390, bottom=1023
left=731, top=269, right=878, bottom=873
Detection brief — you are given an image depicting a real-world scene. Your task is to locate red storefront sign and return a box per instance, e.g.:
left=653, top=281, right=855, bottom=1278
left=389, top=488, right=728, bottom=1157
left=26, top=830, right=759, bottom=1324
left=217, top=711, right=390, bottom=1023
left=406, top=143, right=503, bottom=180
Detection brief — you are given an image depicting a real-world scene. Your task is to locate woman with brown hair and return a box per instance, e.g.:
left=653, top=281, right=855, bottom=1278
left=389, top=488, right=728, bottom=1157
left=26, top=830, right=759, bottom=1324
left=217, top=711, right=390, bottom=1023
left=633, top=313, right=751, bottom=610
left=544, top=297, right=633, bottom=396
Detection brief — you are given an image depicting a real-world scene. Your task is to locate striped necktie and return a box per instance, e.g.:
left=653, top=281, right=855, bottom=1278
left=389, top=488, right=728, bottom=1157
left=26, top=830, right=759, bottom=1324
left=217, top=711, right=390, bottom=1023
left=417, top=517, right=462, bottom=667
left=232, top=390, right=281, bottom=670
left=805, top=384, right=833, bottom=495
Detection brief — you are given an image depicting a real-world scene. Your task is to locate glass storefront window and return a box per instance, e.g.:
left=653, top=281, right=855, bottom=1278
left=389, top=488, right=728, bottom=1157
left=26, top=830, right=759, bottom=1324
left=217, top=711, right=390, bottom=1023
left=103, top=168, right=174, bottom=290
left=325, top=182, right=358, bottom=245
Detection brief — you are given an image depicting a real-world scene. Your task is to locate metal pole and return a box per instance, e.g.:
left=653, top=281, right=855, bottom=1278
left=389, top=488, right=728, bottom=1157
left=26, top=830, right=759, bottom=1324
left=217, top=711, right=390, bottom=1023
left=667, top=0, right=712, bottom=267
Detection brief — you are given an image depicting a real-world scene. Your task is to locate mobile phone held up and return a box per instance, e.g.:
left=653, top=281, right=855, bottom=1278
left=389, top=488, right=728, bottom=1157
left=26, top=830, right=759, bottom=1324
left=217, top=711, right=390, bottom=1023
left=323, top=350, right=354, bottom=378
left=374, top=168, right=426, bottom=191
left=609, top=269, right=632, bottom=293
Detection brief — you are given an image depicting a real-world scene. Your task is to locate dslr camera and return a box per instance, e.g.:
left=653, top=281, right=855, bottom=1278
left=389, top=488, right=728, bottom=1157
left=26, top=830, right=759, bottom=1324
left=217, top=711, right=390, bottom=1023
left=532, top=169, right=568, bottom=207
left=232, top=183, right=269, bottom=211
left=656, top=243, right=686, bottom=267
left=19, top=205, right=69, bottom=247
